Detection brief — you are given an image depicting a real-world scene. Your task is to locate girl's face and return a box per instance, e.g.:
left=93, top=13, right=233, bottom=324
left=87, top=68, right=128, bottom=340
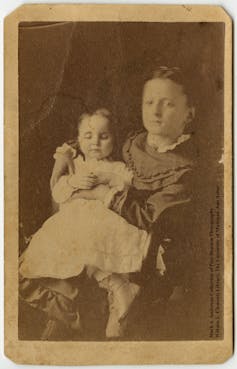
left=78, top=114, right=113, bottom=160
left=142, top=77, right=194, bottom=141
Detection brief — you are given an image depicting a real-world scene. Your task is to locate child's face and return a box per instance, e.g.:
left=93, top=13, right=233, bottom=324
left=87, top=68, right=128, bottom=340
left=142, top=78, right=194, bottom=141
left=78, top=114, right=113, bottom=160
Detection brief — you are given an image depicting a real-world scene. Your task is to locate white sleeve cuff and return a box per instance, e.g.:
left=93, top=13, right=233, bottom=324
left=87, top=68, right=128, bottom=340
left=51, top=175, right=76, bottom=203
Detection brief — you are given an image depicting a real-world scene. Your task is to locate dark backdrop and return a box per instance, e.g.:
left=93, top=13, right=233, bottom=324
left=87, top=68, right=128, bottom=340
left=18, top=21, right=225, bottom=341
left=19, top=21, right=224, bottom=244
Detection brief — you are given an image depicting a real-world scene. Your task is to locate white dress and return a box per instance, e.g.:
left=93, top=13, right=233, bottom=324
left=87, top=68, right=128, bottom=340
left=19, top=155, right=150, bottom=279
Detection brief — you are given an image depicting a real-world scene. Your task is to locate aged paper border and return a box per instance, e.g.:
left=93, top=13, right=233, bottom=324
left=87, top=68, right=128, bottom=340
left=4, top=4, right=232, bottom=365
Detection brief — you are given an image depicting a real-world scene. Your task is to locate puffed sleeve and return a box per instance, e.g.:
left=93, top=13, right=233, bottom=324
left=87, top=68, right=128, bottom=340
left=50, top=140, right=78, bottom=191
left=108, top=161, right=133, bottom=187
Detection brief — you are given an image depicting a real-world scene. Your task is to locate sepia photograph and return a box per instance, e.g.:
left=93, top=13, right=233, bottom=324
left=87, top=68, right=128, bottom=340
left=4, top=4, right=232, bottom=365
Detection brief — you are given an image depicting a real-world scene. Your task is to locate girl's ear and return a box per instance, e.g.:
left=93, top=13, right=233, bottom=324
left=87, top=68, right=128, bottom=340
left=186, top=106, right=195, bottom=124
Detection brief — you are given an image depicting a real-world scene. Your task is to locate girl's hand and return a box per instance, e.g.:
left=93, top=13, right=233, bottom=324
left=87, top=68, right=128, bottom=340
left=71, top=184, right=110, bottom=201
left=68, top=172, right=98, bottom=190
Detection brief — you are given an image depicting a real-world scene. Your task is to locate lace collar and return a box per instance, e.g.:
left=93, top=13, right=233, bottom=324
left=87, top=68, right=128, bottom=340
left=147, top=134, right=191, bottom=153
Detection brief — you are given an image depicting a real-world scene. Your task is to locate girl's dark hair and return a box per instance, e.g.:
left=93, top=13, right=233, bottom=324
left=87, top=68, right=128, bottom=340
left=144, top=66, right=196, bottom=106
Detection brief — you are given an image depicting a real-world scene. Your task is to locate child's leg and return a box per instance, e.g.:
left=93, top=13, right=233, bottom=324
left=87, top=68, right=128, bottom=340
left=105, top=275, right=140, bottom=338
left=90, top=268, right=140, bottom=338
left=19, top=274, right=81, bottom=337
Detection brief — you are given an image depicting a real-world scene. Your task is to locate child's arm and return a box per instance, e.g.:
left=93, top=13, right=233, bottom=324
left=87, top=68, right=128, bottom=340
left=70, top=184, right=110, bottom=202
left=52, top=172, right=98, bottom=204
left=50, top=143, right=77, bottom=191
left=51, top=175, right=77, bottom=204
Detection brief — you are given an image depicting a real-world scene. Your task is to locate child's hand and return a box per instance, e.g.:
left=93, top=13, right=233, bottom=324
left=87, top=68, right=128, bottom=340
left=71, top=184, right=110, bottom=201
left=90, top=184, right=110, bottom=201
left=68, top=172, right=98, bottom=190
left=93, top=171, right=110, bottom=185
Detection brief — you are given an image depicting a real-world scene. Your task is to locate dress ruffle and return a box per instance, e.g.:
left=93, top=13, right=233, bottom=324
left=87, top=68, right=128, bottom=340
left=122, top=131, right=194, bottom=191
left=19, top=199, right=150, bottom=279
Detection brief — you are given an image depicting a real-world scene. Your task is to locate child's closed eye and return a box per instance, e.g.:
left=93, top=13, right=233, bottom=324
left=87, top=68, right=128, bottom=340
left=83, top=132, right=92, bottom=139
left=100, top=133, right=110, bottom=140
left=165, top=101, right=175, bottom=108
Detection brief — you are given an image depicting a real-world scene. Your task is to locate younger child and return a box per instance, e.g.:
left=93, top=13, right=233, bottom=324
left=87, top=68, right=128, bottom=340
left=19, top=109, right=151, bottom=337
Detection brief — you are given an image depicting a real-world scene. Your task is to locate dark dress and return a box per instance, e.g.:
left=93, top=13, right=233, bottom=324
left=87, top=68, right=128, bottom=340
left=109, top=130, right=198, bottom=291
left=113, top=130, right=195, bottom=228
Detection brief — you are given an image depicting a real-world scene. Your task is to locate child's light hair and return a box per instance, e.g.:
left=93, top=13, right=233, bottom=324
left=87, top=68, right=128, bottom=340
left=78, top=108, right=112, bottom=129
